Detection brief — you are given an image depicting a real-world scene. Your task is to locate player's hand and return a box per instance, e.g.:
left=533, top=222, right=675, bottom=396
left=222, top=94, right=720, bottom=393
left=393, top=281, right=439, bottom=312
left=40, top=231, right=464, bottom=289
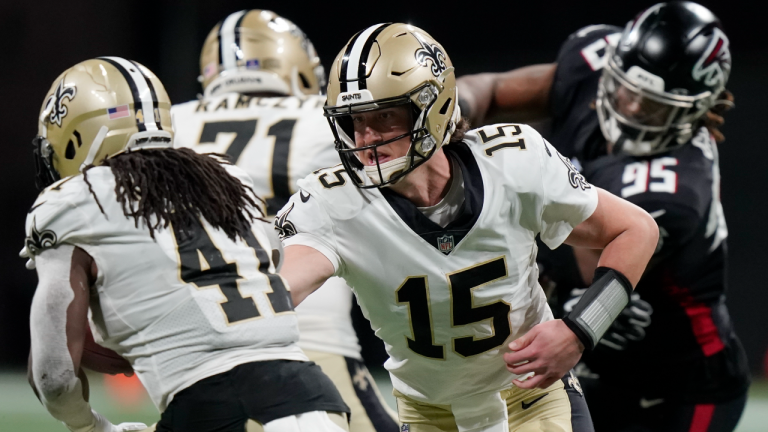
left=704, top=89, right=734, bottom=143
left=504, top=319, right=584, bottom=389
left=89, top=410, right=148, bottom=432
left=19, top=246, right=36, bottom=269
left=598, top=292, right=653, bottom=351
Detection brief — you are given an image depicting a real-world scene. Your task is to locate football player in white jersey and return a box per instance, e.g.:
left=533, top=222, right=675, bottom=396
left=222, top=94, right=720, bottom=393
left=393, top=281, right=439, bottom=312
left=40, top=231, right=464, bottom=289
left=171, top=10, right=398, bottom=432
left=274, top=23, right=659, bottom=432
left=24, top=57, right=348, bottom=432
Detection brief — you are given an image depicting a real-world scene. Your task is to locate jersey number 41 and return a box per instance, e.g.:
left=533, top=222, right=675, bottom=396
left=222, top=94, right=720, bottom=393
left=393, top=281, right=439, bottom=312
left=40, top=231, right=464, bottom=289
left=172, top=220, right=293, bottom=325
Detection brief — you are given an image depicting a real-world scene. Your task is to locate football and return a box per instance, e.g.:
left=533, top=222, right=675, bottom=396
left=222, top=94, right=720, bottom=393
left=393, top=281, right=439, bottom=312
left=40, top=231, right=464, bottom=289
left=81, top=327, right=134, bottom=376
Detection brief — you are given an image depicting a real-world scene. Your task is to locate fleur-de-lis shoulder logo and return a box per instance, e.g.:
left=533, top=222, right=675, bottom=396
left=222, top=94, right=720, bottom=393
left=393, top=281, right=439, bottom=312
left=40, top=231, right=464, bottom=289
left=45, top=79, right=77, bottom=127
left=557, top=152, right=591, bottom=191
left=25, top=216, right=58, bottom=255
left=274, top=203, right=297, bottom=240
left=414, top=33, right=447, bottom=78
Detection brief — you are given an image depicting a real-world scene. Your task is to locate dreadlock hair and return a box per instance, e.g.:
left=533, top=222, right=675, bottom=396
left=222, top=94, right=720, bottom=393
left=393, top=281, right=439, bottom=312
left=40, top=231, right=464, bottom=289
left=450, top=116, right=472, bottom=143
left=83, top=147, right=264, bottom=241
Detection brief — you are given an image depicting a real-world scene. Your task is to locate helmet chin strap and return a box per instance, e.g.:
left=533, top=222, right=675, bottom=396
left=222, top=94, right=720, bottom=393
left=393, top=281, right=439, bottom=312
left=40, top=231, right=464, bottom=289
left=289, top=66, right=307, bottom=99
left=79, top=126, right=109, bottom=171
left=79, top=127, right=174, bottom=172
left=363, top=92, right=459, bottom=186
left=364, top=156, right=412, bottom=186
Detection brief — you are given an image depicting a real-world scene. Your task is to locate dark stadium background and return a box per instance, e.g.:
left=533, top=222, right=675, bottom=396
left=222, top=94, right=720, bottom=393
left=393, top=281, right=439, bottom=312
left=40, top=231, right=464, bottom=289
left=1, top=0, right=766, bottom=379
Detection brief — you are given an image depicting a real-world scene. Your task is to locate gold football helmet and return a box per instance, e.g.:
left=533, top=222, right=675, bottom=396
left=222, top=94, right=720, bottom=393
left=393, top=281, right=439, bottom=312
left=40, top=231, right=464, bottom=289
left=33, top=57, right=173, bottom=189
left=324, top=23, right=460, bottom=188
left=199, top=9, right=325, bottom=98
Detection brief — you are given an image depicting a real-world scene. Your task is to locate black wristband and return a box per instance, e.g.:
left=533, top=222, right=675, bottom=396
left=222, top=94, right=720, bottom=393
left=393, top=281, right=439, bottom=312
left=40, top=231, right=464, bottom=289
left=563, top=267, right=633, bottom=351
left=563, top=315, right=595, bottom=351
left=593, top=266, right=632, bottom=289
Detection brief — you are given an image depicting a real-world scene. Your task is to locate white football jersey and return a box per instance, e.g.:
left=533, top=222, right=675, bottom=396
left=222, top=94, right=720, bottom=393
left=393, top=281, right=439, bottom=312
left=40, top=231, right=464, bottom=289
left=23, top=162, right=306, bottom=411
left=172, top=94, right=361, bottom=359
left=278, top=124, right=599, bottom=404
left=171, top=94, right=341, bottom=215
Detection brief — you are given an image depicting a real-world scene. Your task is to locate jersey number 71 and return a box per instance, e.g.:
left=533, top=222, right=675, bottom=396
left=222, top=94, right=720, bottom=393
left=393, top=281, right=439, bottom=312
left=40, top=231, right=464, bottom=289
left=199, top=119, right=297, bottom=215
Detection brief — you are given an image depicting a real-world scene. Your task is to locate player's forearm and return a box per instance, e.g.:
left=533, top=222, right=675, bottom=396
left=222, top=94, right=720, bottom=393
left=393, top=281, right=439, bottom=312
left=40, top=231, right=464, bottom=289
left=459, top=64, right=556, bottom=127
left=282, top=245, right=335, bottom=306
left=457, top=73, right=496, bottom=125
left=35, top=370, right=96, bottom=432
left=31, top=319, right=95, bottom=431
left=565, top=189, right=659, bottom=287
left=30, top=245, right=96, bottom=431
left=487, top=64, right=556, bottom=124
left=561, top=205, right=657, bottom=352
left=595, top=209, right=658, bottom=287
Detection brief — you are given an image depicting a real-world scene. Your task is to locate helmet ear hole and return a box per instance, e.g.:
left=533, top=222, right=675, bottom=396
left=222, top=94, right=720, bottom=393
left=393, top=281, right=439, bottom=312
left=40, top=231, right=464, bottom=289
left=65, top=141, right=76, bottom=159
left=298, top=73, right=311, bottom=89
left=439, top=98, right=452, bottom=115
left=64, top=130, right=82, bottom=160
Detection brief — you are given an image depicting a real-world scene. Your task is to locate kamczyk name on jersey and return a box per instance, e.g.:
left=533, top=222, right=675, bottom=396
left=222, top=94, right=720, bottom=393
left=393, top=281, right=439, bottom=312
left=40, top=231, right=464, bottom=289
left=194, top=94, right=325, bottom=113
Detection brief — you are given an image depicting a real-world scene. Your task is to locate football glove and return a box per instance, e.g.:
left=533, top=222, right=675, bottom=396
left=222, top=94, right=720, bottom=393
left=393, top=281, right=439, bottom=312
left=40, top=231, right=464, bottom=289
left=69, top=410, right=147, bottom=432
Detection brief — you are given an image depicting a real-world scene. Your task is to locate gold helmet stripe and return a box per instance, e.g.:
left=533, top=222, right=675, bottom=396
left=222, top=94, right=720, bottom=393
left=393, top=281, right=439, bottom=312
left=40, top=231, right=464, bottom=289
left=100, top=56, right=160, bottom=132
left=341, top=23, right=390, bottom=93
left=219, top=10, right=248, bottom=71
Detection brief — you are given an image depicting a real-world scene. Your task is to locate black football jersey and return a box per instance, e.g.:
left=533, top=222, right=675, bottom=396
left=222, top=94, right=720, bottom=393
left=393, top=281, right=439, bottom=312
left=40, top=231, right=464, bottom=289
left=544, top=26, right=750, bottom=403
left=549, top=24, right=621, bottom=162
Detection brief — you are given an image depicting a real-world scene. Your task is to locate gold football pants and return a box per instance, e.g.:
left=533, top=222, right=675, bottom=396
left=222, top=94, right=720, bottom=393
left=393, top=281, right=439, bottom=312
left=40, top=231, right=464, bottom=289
left=305, top=350, right=400, bottom=432
left=395, top=379, right=578, bottom=432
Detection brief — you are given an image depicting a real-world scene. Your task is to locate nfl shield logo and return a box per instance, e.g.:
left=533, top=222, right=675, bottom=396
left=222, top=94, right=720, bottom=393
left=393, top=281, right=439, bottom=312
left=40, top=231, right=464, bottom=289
left=437, top=234, right=454, bottom=255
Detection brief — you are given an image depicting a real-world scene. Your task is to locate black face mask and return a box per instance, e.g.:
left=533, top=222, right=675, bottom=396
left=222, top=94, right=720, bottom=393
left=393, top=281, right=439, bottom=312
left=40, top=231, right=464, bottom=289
left=324, top=84, right=439, bottom=189
left=32, top=136, right=60, bottom=190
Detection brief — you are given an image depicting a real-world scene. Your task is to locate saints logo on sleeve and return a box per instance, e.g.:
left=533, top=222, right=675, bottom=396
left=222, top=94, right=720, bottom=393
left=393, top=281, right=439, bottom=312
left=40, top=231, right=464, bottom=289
left=541, top=137, right=592, bottom=191
left=22, top=175, right=97, bottom=260
left=24, top=216, right=58, bottom=255
left=556, top=151, right=591, bottom=190
left=275, top=202, right=298, bottom=240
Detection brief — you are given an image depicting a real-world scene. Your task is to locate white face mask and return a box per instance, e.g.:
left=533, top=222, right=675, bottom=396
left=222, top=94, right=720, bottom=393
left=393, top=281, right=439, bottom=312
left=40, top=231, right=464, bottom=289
left=596, top=59, right=714, bottom=156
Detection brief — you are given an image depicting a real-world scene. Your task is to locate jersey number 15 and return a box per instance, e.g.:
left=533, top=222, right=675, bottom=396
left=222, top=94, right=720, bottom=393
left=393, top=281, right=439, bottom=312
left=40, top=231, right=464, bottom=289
left=397, top=257, right=511, bottom=359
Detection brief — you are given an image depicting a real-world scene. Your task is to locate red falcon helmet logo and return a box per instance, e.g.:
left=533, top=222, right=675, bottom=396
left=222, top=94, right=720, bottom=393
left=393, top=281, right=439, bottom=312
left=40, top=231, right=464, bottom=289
left=692, top=28, right=731, bottom=88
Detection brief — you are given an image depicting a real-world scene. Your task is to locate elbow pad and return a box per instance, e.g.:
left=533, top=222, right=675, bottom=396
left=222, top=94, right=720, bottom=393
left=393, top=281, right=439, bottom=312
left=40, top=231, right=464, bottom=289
left=562, top=267, right=632, bottom=351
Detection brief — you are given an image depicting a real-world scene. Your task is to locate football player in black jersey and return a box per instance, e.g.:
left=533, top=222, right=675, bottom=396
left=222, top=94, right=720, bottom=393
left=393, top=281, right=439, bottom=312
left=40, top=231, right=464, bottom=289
left=458, top=2, right=750, bottom=431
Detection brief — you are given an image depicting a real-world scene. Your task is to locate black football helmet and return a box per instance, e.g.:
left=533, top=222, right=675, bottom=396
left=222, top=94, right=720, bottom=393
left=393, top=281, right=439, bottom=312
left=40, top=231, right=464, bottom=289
left=597, top=2, right=732, bottom=155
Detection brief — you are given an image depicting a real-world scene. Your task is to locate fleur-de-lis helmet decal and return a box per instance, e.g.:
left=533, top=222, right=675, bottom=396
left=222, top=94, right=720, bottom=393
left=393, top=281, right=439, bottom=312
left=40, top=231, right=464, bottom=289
left=414, top=32, right=447, bottom=78
left=44, top=79, right=77, bottom=127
